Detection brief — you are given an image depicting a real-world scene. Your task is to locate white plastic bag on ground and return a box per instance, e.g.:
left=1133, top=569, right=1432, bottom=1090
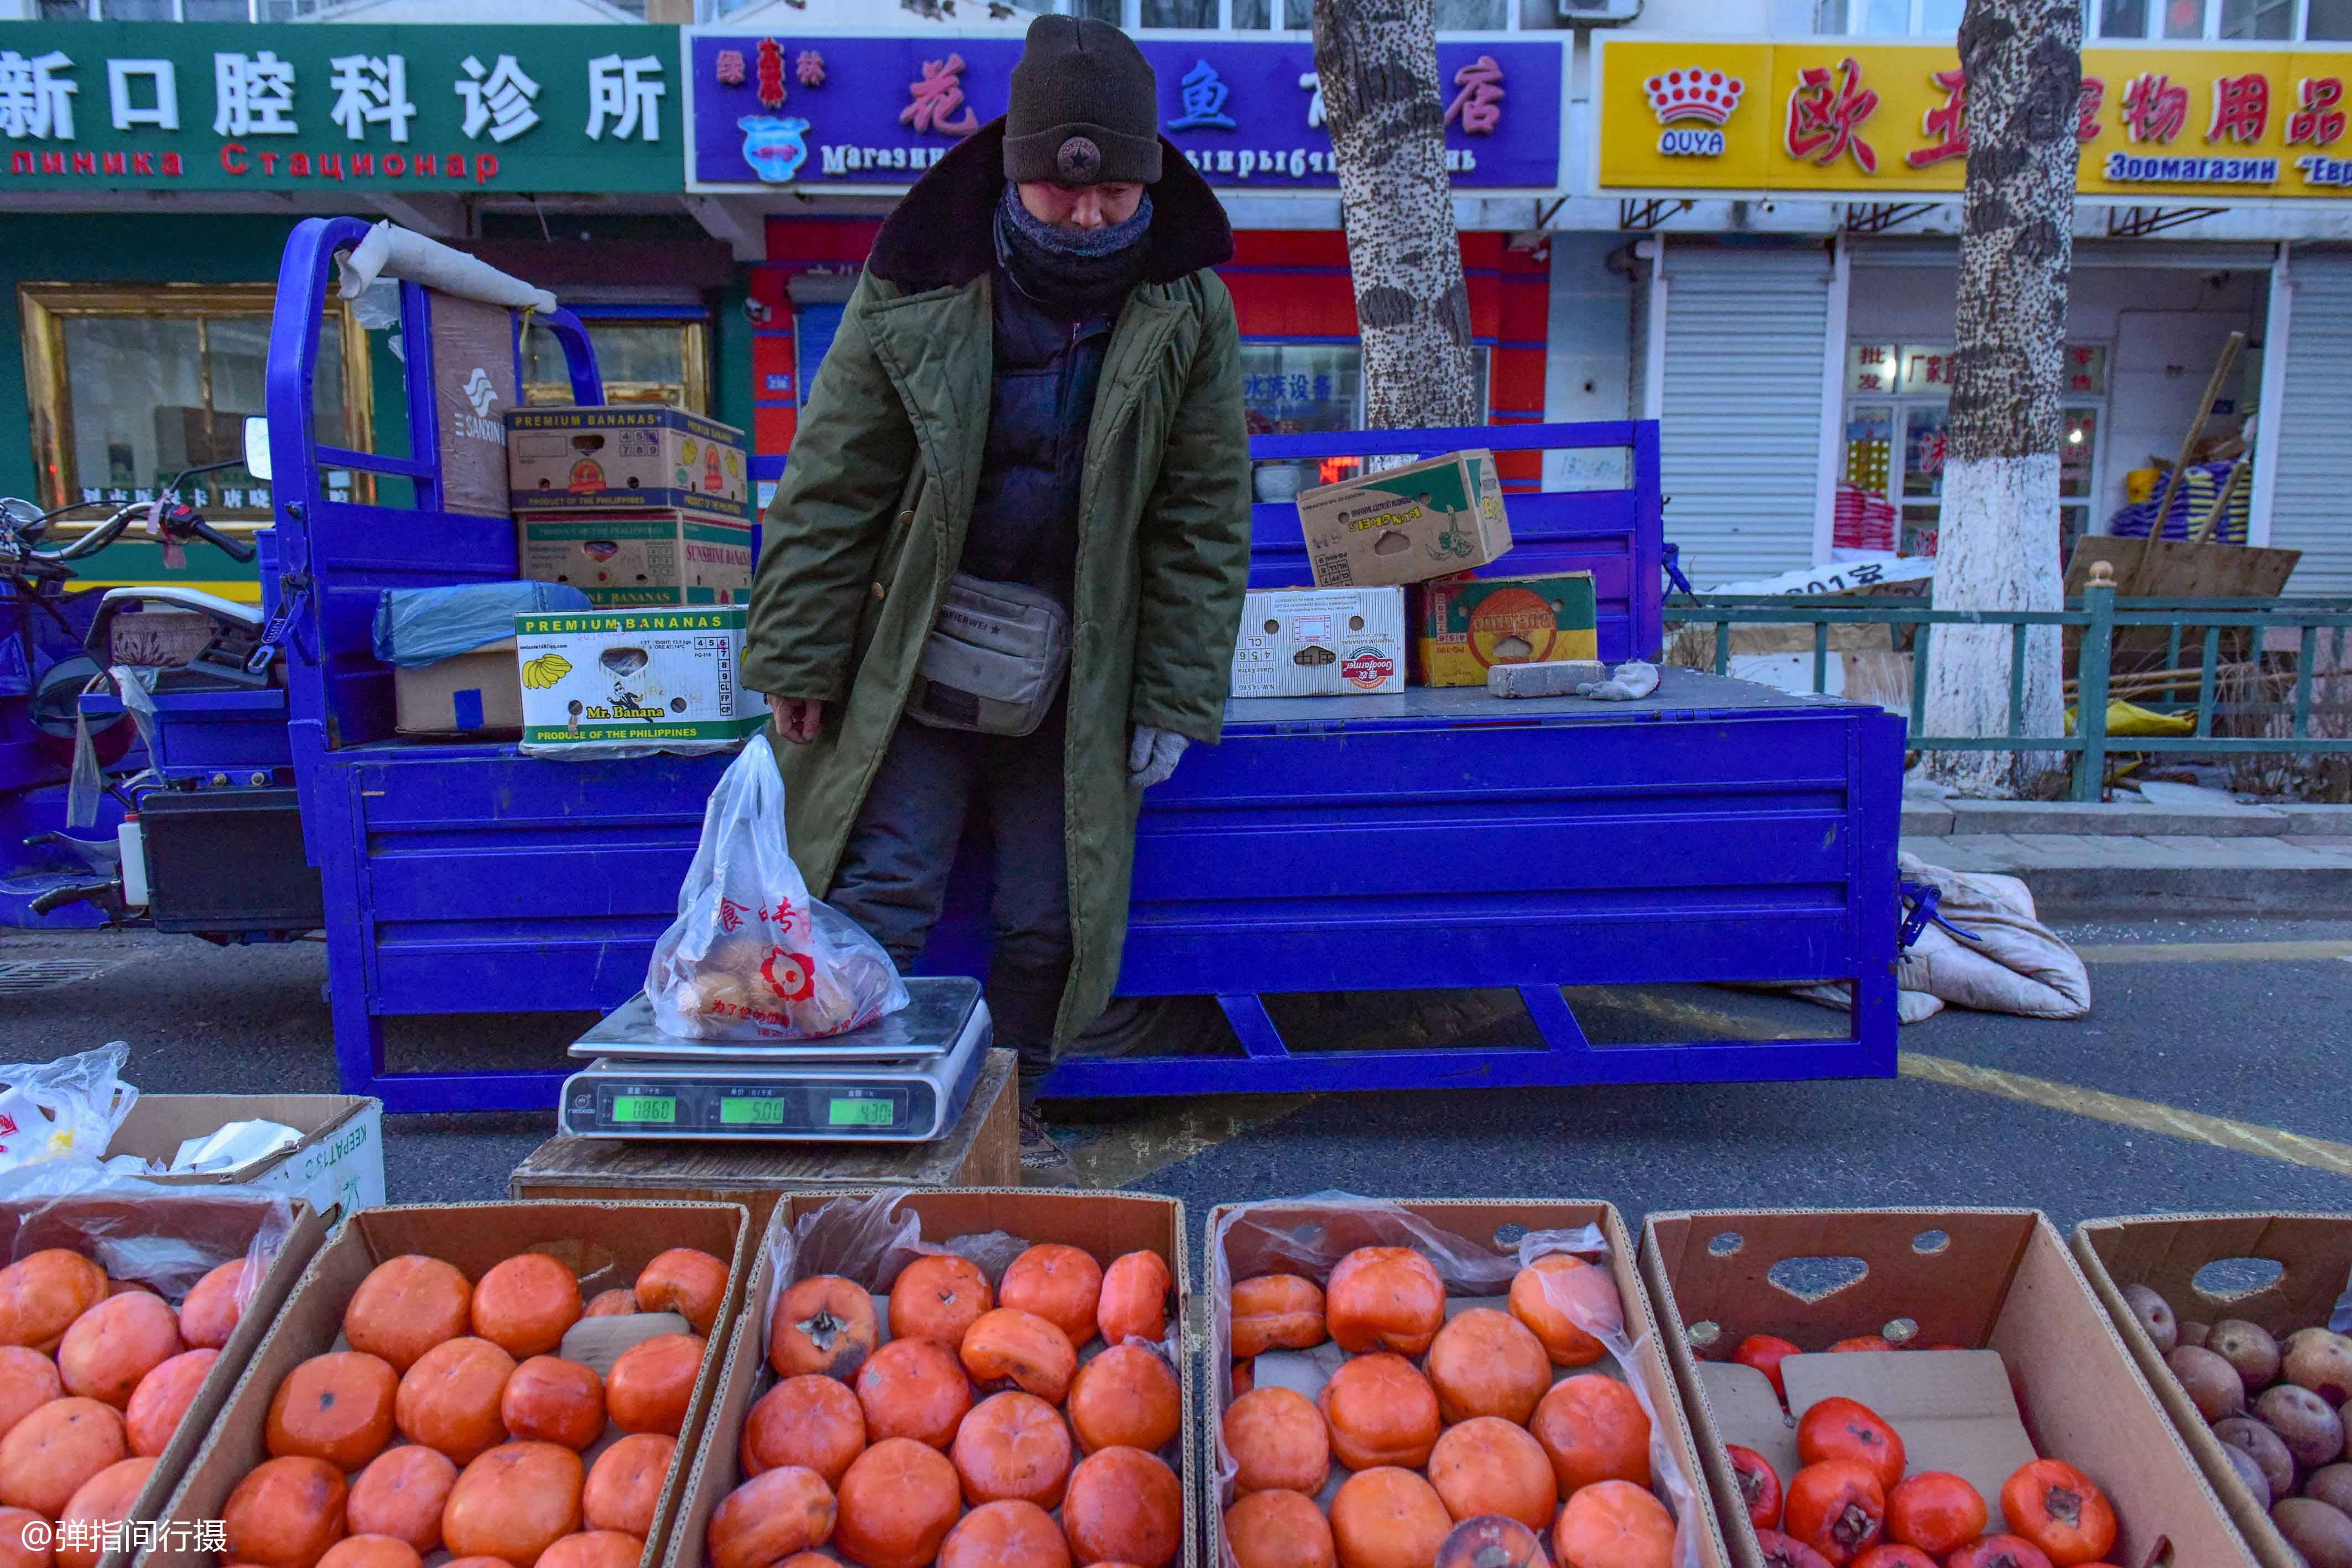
left=647, top=733, right=908, bottom=1040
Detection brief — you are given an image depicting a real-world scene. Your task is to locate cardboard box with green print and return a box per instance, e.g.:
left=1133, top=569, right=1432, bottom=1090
left=1295, top=448, right=1515, bottom=590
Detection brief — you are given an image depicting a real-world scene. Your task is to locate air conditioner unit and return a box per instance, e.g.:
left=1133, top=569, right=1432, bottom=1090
left=1556, top=0, right=1644, bottom=23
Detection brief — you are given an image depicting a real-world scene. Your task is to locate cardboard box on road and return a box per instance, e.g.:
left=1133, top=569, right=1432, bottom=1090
left=1295, top=449, right=1513, bottom=588
left=517, top=510, right=754, bottom=608
left=2075, top=1211, right=2352, bottom=1568
left=103, top=1092, right=385, bottom=1223
left=508, top=407, right=752, bottom=524
left=1230, top=586, right=1406, bottom=697
left=1643, top=1208, right=2259, bottom=1568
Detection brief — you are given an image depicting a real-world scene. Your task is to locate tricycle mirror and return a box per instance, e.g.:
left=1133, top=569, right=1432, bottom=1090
left=242, top=416, right=273, bottom=483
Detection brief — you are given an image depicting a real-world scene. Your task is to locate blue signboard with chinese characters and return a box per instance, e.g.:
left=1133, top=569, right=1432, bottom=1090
left=686, top=34, right=1562, bottom=192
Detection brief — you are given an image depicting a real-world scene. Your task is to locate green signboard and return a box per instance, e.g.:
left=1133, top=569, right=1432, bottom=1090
left=0, top=23, right=681, bottom=192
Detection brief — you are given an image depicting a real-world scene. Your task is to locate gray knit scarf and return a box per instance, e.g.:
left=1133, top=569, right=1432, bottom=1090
left=994, top=183, right=1156, bottom=314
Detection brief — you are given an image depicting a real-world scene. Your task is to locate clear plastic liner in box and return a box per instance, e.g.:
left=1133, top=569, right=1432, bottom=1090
left=0, top=1153, right=297, bottom=1313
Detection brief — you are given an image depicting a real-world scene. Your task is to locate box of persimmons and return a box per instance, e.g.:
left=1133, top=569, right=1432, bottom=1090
left=0, top=1186, right=329, bottom=1568
left=2073, top=1212, right=2352, bottom=1568
left=1642, top=1208, right=2260, bottom=1568
left=1206, top=1196, right=1732, bottom=1568
left=664, top=1187, right=1193, bottom=1568
left=142, top=1199, right=753, bottom=1568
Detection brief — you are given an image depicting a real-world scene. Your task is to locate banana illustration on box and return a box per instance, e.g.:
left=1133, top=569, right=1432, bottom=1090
left=521, top=652, right=573, bottom=690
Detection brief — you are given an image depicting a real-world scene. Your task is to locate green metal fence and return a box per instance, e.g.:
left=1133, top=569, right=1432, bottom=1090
left=1664, top=574, right=2352, bottom=801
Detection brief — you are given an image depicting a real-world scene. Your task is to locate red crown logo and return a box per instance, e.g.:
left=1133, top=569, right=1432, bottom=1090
left=1646, top=67, right=1746, bottom=127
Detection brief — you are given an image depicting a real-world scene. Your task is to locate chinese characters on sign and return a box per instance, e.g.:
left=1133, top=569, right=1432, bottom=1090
left=1786, top=56, right=1879, bottom=174
left=899, top=53, right=978, bottom=137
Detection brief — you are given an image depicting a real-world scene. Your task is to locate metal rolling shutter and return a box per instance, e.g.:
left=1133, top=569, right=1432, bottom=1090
left=1658, top=243, right=1832, bottom=588
left=2270, top=252, right=2352, bottom=593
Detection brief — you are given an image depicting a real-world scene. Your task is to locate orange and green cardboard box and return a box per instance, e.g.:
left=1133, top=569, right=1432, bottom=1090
left=507, top=406, right=753, bottom=524
left=1295, top=448, right=1513, bottom=588
left=1418, top=571, right=1600, bottom=687
left=517, top=510, right=753, bottom=607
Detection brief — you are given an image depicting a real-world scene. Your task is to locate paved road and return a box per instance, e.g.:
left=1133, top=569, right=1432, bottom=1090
left=3, top=916, right=2349, bottom=1239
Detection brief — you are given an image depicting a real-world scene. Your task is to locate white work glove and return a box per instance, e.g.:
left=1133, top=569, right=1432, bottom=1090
left=1127, top=726, right=1189, bottom=789
left=1576, top=660, right=1662, bottom=702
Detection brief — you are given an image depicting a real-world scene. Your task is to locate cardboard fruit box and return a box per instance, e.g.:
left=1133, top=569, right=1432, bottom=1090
left=1642, top=1208, right=2258, bottom=1568
left=102, top=1092, right=385, bottom=1224
left=1206, top=1197, right=1731, bottom=1568
left=2075, top=1211, right=2352, bottom=1568
left=665, top=1188, right=1193, bottom=1568
left=145, top=1200, right=753, bottom=1568
left=0, top=1187, right=328, bottom=1568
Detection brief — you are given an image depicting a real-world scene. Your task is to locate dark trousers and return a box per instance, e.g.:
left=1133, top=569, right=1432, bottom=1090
left=824, top=704, right=1071, bottom=1100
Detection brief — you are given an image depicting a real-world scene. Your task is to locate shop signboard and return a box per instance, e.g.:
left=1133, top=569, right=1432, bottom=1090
left=0, top=22, right=681, bottom=191
left=685, top=33, right=1564, bottom=192
left=1597, top=35, right=2352, bottom=203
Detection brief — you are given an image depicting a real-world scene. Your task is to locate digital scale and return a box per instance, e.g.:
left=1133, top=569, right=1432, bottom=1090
left=558, top=975, right=991, bottom=1143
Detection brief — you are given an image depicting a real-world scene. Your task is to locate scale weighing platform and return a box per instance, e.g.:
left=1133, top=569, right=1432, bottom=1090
left=558, top=976, right=991, bottom=1143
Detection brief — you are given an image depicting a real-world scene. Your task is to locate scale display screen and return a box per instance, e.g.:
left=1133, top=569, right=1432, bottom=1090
left=609, top=1095, right=677, bottom=1124
left=719, top=1097, right=788, bottom=1127
left=569, top=1077, right=930, bottom=1139
left=828, top=1097, right=897, bottom=1128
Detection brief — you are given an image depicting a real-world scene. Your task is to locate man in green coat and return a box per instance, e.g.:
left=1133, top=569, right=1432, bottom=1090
left=741, top=15, right=1252, bottom=1171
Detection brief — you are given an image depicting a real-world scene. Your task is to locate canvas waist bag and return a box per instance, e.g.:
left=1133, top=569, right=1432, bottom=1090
left=905, top=574, right=1071, bottom=737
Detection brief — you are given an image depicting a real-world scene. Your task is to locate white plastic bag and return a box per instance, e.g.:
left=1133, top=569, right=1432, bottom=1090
left=647, top=734, right=909, bottom=1041
left=0, top=1045, right=138, bottom=1175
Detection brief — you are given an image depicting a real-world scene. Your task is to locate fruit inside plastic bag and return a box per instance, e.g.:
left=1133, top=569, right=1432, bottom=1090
left=647, top=734, right=909, bottom=1040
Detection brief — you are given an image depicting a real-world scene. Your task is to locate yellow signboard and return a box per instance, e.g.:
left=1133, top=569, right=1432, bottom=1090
left=1597, top=37, right=2352, bottom=202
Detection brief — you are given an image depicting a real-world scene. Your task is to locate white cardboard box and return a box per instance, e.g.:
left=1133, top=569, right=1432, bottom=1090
left=103, top=1093, right=386, bottom=1223
left=515, top=605, right=765, bottom=754
left=1230, top=586, right=1406, bottom=697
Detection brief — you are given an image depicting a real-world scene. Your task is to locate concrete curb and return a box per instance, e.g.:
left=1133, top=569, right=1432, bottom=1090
left=1904, top=832, right=2352, bottom=918
left=1901, top=798, right=2352, bottom=839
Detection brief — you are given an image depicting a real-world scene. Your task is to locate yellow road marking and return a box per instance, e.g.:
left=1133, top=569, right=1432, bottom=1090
left=1900, top=1051, right=2352, bottom=1179
left=2074, top=939, right=2352, bottom=963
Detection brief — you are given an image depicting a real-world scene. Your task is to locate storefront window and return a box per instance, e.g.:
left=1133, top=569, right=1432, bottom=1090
left=1139, top=0, right=1215, bottom=22
left=2096, top=0, right=2304, bottom=34
left=2314, top=0, right=2352, bottom=38
left=18, top=284, right=366, bottom=523
left=1818, top=0, right=1966, bottom=31
left=2060, top=407, right=2100, bottom=554
left=523, top=317, right=709, bottom=413
left=2220, top=0, right=2293, bottom=35
left=1241, top=342, right=1492, bottom=496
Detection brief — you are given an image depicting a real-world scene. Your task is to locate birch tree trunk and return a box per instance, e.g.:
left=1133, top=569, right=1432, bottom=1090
left=1922, top=0, right=2081, bottom=796
left=1313, top=0, right=1481, bottom=428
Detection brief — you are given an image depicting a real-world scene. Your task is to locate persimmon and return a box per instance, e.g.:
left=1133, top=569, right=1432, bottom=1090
left=1734, top=1335, right=1803, bottom=1402
left=1326, top=1247, right=1445, bottom=1356
left=1428, top=1308, right=1552, bottom=1425
left=471, top=1254, right=583, bottom=1360
left=1728, top=1444, right=1783, bottom=1531
left=1796, top=1398, right=1906, bottom=1493
left=125, top=1347, right=216, bottom=1457
left=1066, top=1343, right=1180, bottom=1455
left=633, top=1250, right=729, bottom=1336
left=1427, top=1417, right=1558, bottom=1530
left=938, top=1500, right=1070, bottom=1568
left=0, top=1505, right=51, bottom=1568
left=1223, top=1385, right=1329, bottom=1497
left=267, top=1352, right=398, bottom=1471
left=535, top=1533, right=643, bottom=1568
left=1226, top=1489, right=1336, bottom=1568
left=58, top=1292, right=183, bottom=1409
left=1553, top=1478, right=1675, bottom=1568
left=1435, top=1516, right=1553, bottom=1568
left=2000, top=1460, right=2116, bottom=1567
left=742, top=1375, right=864, bottom=1487
left=0, top=1252, right=106, bottom=1353
left=0, top=1348, right=61, bottom=1439
left=950, top=1390, right=1071, bottom=1509
left=1318, top=1352, right=1441, bottom=1471
left=55, top=1456, right=155, bottom=1568
left=583, top=1290, right=638, bottom=1319
left=1945, top=1535, right=2057, bottom=1568
left=502, top=1356, right=606, bottom=1450
left=769, top=1276, right=879, bottom=1382
left=1062, top=1446, right=1181, bottom=1568
left=998, top=1245, right=1103, bottom=1346
left=959, top=1309, right=1076, bottom=1404
left=581, top=1434, right=675, bottom=1539
left=1885, top=1472, right=1985, bottom=1556
left=1097, top=1251, right=1172, bottom=1346
left=835, top=1438, right=961, bottom=1568
left=313, top=1536, right=422, bottom=1568
left=605, top=1332, right=704, bottom=1436
left=1230, top=1275, right=1326, bottom=1359
left=888, top=1256, right=993, bottom=1350
left=706, top=1465, right=835, bottom=1568
left=1529, top=1375, right=1651, bottom=1496
left=1830, top=1337, right=1893, bottom=1354
left=1783, top=1461, right=1886, bottom=1568
left=1231, top=1359, right=1253, bottom=1397
left=1329, top=1467, right=1451, bottom=1568
left=441, top=1440, right=584, bottom=1568
left=223, top=1456, right=348, bottom=1568
left=0, top=1398, right=128, bottom=1518
left=1756, top=1529, right=1835, bottom=1568
left=346, top=1445, right=458, bottom=1552
left=1510, top=1256, right=1620, bottom=1369
left=1851, top=1550, right=1938, bottom=1568
left=177, top=1260, right=249, bottom=1351
left=393, top=1336, right=514, bottom=1463
left=343, top=1258, right=472, bottom=1374
left=855, top=1336, right=972, bottom=1451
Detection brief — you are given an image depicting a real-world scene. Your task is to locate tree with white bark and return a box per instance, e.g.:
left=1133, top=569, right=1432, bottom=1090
left=1922, top=0, right=2082, bottom=797
left=1313, top=0, right=1482, bottom=430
